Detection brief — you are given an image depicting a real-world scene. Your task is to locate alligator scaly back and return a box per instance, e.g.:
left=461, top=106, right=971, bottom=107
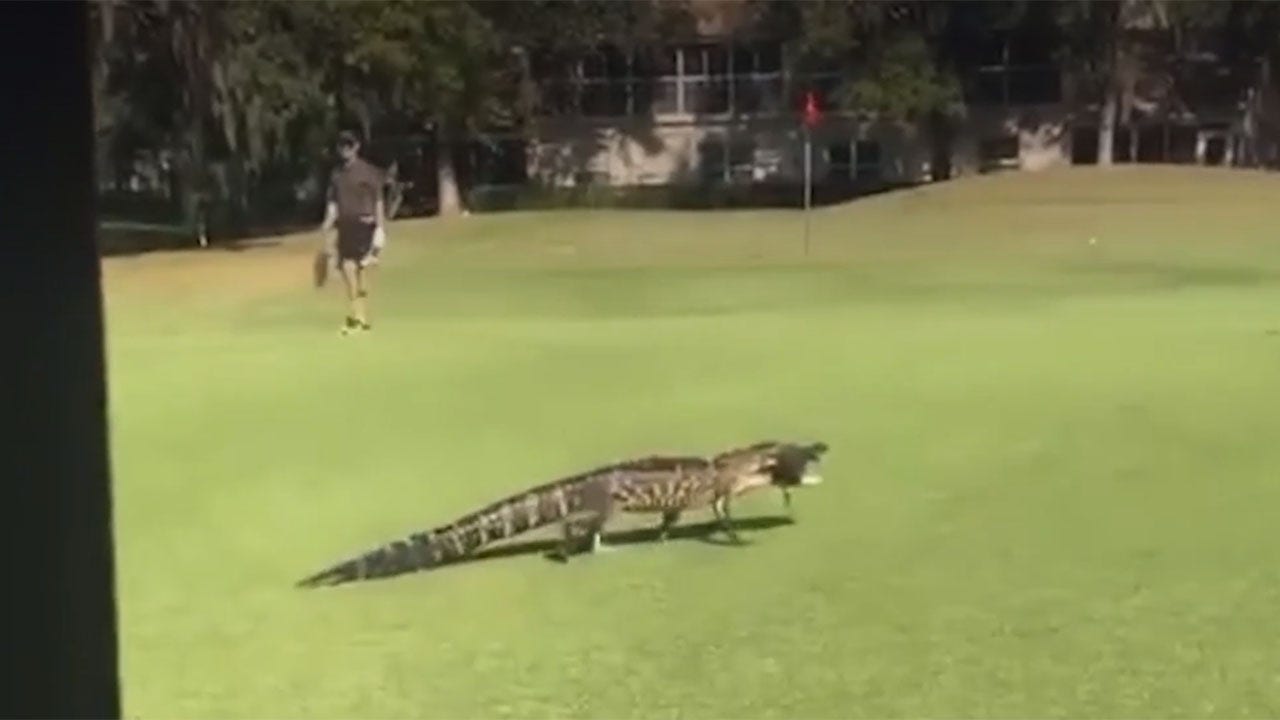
left=295, top=454, right=705, bottom=588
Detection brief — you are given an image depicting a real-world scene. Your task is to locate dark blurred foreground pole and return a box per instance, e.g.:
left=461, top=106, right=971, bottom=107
left=0, top=1, right=122, bottom=717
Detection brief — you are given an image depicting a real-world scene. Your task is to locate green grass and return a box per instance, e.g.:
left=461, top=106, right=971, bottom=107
left=105, top=166, right=1280, bottom=718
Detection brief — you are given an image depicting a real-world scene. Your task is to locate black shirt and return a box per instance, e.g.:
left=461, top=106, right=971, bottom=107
left=327, top=157, right=384, bottom=221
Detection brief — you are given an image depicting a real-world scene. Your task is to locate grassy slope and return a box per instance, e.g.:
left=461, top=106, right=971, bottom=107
left=103, top=167, right=1280, bottom=718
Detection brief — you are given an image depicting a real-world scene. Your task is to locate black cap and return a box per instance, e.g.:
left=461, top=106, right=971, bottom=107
left=337, top=130, right=360, bottom=147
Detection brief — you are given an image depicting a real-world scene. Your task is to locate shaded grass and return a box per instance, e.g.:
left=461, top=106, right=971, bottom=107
left=104, top=167, right=1280, bottom=718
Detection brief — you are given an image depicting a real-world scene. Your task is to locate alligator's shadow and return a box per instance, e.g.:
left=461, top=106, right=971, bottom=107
left=310, top=515, right=797, bottom=588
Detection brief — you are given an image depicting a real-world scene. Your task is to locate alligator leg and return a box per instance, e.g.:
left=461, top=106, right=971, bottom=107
left=587, top=520, right=617, bottom=554
left=553, top=517, right=591, bottom=561
left=656, top=510, right=681, bottom=542
left=558, top=479, right=617, bottom=559
left=710, top=495, right=743, bottom=545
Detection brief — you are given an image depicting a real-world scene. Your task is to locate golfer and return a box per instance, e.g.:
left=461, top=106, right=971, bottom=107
left=318, top=130, right=386, bottom=334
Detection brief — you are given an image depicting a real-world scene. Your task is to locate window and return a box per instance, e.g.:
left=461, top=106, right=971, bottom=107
left=967, top=36, right=1061, bottom=106
left=1136, top=125, right=1167, bottom=163
left=730, top=43, right=784, bottom=116
left=1071, top=126, right=1099, bottom=165
left=542, top=80, right=579, bottom=115
left=471, top=139, right=527, bottom=186
left=825, top=141, right=881, bottom=182
left=1007, top=31, right=1055, bottom=66
left=970, top=68, right=1004, bottom=105
left=1168, top=125, right=1197, bottom=164
left=695, top=134, right=759, bottom=184
left=578, top=46, right=634, bottom=118
left=727, top=139, right=757, bottom=182
left=537, top=44, right=663, bottom=119
left=827, top=143, right=852, bottom=180
left=645, top=46, right=683, bottom=115
left=734, top=76, right=784, bottom=114
left=1007, top=67, right=1061, bottom=104
left=581, top=82, right=628, bottom=117
left=1113, top=128, right=1134, bottom=163
left=854, top=141, right=881, bottom=180
left=1204, top=135, right=1227, bottom=165
left=697, top=137, right=727, bottom=183
left=679, top=45, right=730, bottom=115
left=537, top=42, right=788, bottom=119
left=738, top=44, right=781, bottom=74
left=980, top=135, right=1020, bottom=171
left=642, top=47, right=677, bottom=78
left=685, top=80, right=730, bottom=114
left=572, top=170, right=609, bottom=187
left=630, top=81, right=655, bottom=115
left=581, top=51, right=608, bottom=81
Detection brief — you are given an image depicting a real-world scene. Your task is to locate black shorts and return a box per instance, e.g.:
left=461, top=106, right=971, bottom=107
left=336, top=219, right=375, bottom=262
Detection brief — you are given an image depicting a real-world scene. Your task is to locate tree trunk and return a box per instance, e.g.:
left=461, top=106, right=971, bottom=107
left=435, top=118, right=462, bottom=217
left=226, top=157, right=249, bottom=236
left=1095, top=1, right=1129, bottom=168
left=1261, top=55, right=1280, bottom=169
left=359, top=110, right=373, bottom=150
left=1098, top=85, right=1117, bottom=166
left=178, top=112, right=207, bottom=245
left=92, top=0, right=116, bottom=189
left=171, top=2, right=213, bottom=244
left=928, top=110, right=954, bottom=181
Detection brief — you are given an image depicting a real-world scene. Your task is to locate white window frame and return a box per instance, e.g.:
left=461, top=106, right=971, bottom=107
left=727, top=44, right=785, bottom=118
left=539, top=41, right=789, bottom=120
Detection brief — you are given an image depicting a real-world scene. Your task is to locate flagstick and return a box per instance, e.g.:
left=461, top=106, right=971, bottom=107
left=803, top=125, right=812, bottom=257
left=800, top=90, right=819, bottom=258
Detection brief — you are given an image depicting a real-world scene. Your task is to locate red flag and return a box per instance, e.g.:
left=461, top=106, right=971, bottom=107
left=803, top=90, right=821, bottom=128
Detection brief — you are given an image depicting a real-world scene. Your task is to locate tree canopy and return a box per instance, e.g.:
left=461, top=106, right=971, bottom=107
left=91, top=0, right=1280, bottom=236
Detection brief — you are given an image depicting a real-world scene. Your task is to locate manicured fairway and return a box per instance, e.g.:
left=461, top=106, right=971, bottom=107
left=103, top=167, right=1280, bottom=718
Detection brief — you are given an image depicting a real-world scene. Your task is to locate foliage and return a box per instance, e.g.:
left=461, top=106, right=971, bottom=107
left=211, top=3, right=326, bottom=173
left=779, top=1, right=1029, bottom=123
left=91, top=0, right=1280, bottom=235
left=835, top=31, right=963, bottom=123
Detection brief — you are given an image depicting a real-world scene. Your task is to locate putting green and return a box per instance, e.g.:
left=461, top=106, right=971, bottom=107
left=104, top=167, right=1280, bottom=718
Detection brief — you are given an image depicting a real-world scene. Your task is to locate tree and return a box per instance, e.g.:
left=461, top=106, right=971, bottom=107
left=89, top=0, right=122, bottom=189
left=1057, top=0, right=1280, bottom=167
left=89, top=0, right=218, bottom=230
left=294, top=1, right=512, bottom=216
left=768, top=1, right=1034, bottom=180
left=1215, top=0, right=1280, bottom=166
left=772, top=1, right=963, bottom=125
left=1054, top=0, right=1210, bottom=166
left=152, top=0, right=222, bottom=226
left=198, top=3, right=331, bottom=233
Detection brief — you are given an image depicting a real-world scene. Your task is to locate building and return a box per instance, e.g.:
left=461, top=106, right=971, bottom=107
left=474, top=5, right=1275, bottom=204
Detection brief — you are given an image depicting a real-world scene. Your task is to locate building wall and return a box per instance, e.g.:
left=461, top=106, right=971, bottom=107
left=524, top=108, right=1076, bottom=188
left=522, top=97, right=1256, bottom=190
left=949, top=104, right=1075, bottom=175
left=527, top=115, right=939, bottom=188
left=514, top=38, right=1261, bottom=190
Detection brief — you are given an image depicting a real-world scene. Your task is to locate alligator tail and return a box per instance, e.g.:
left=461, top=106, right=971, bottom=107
left=295, top=474, right=595, bottom=588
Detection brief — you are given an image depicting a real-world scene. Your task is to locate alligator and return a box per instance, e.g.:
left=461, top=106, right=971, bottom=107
left=296, top=440, right=828, bottom=588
